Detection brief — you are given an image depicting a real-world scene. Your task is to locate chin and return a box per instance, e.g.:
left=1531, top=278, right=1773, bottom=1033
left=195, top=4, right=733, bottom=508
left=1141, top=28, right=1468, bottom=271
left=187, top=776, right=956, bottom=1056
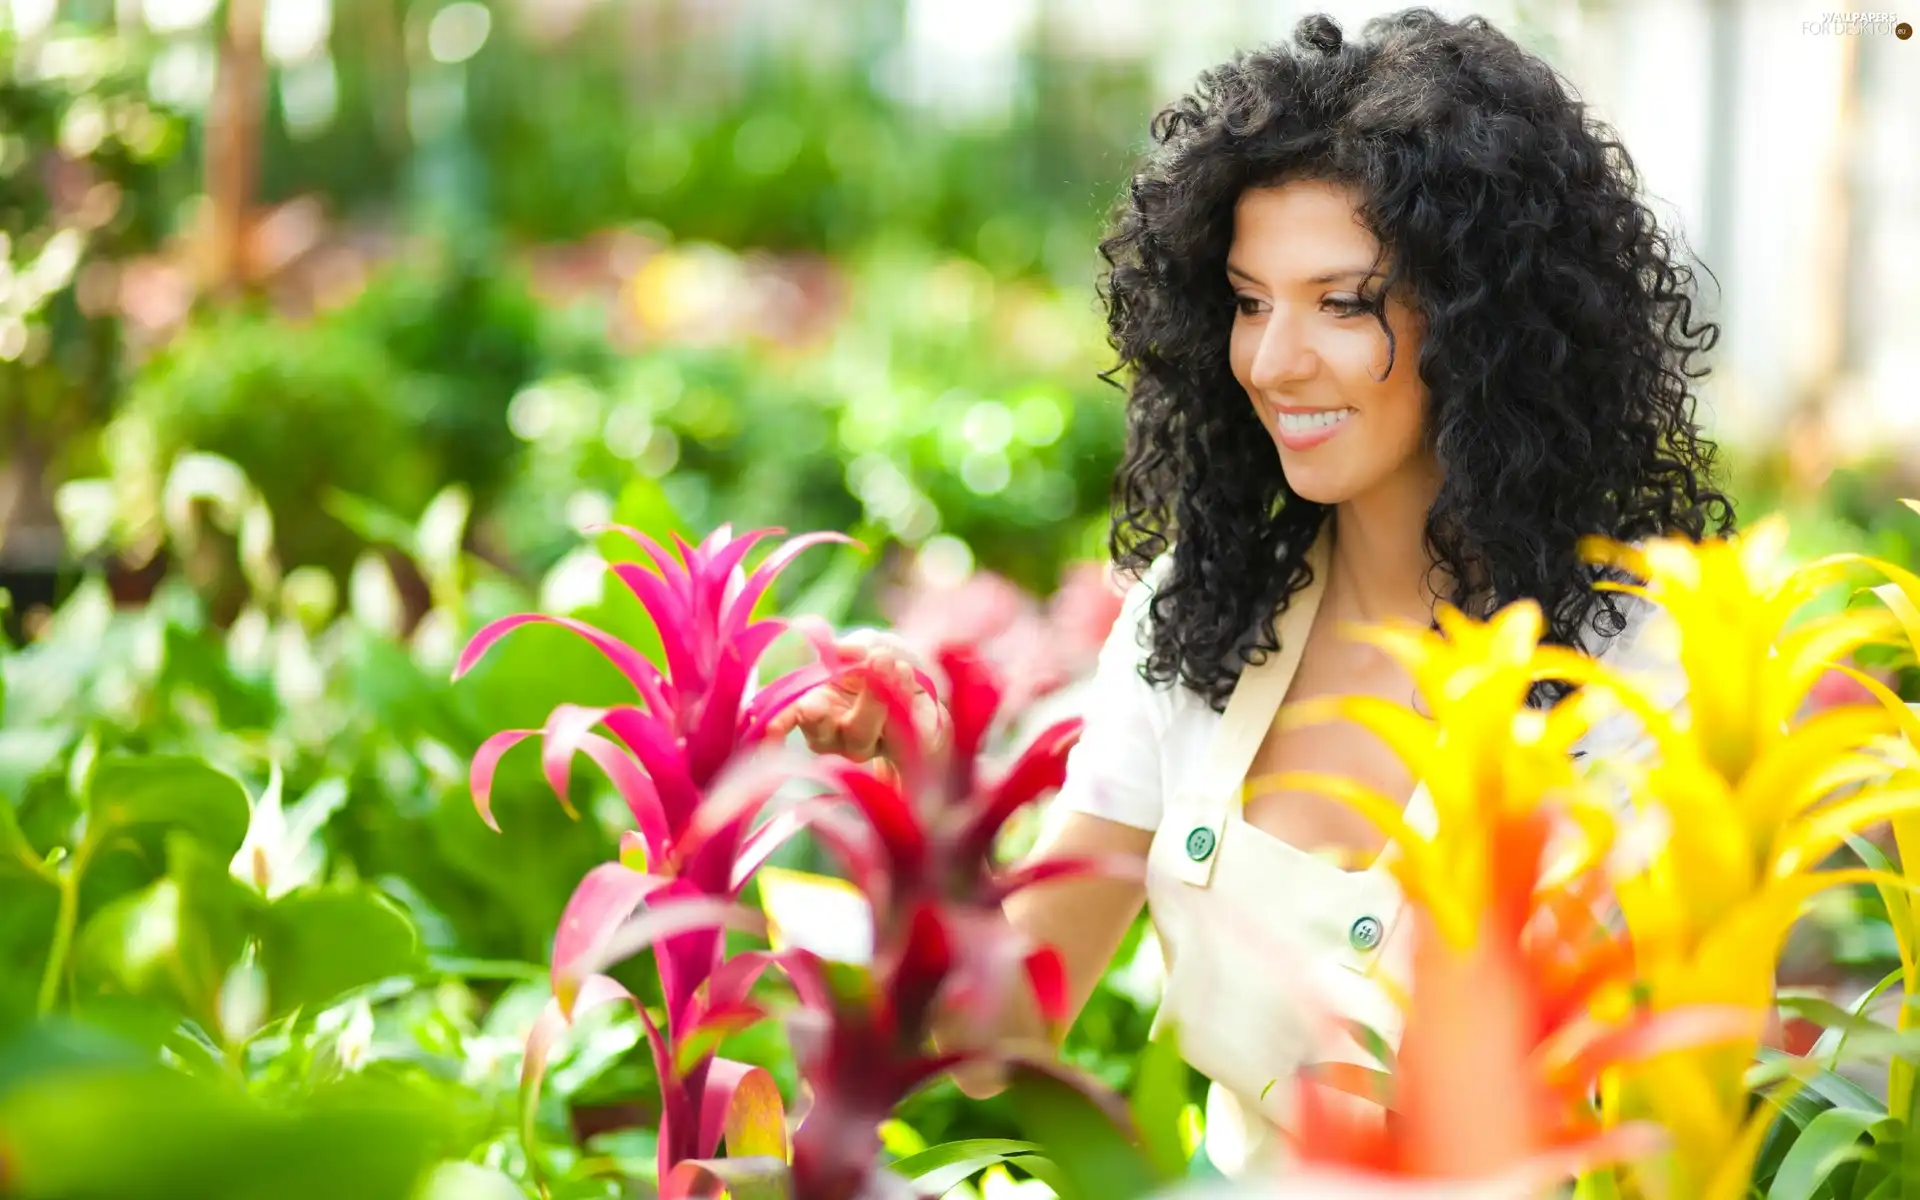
left=1276, top=456, right=1360, bottom=507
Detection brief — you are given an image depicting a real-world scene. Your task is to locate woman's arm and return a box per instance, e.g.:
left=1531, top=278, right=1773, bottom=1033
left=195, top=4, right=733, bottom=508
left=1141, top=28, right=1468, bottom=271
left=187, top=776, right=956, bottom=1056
left=935, top=562, right=1173, bottom=1092
left=938, top=809, right=1153, bottom=1097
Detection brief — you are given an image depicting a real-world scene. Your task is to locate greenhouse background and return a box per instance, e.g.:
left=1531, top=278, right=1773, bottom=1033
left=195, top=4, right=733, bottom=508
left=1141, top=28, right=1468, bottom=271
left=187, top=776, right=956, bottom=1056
left=3, top=1, right=1920, bottom=1197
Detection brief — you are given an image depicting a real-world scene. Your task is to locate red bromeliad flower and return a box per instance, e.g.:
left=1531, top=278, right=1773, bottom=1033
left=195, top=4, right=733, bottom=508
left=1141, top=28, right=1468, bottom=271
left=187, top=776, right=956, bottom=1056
left=768, top=643, right=1137, bottom=1200
left=798, top=644, right=1111, bottom=1026
left=454, top=523, right=882, bottom=1183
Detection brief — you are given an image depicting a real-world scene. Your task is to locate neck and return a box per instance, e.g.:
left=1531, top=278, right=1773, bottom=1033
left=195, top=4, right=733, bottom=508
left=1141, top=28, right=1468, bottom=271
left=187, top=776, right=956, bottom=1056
left=1324, top=460, right=1447, bottom=626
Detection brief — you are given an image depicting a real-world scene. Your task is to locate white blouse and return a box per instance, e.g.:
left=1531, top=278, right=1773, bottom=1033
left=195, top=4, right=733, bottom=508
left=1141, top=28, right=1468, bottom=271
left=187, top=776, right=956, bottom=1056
left=1045, top=533, right=1688, bottom=1176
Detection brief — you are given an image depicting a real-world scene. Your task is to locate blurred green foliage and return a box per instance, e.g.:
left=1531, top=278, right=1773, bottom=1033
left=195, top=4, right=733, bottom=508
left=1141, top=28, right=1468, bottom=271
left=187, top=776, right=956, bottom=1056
left=0, top=464, right=1169, bottom=1196
left=0, top=23, right=187, bottom=476
left=3, top=4, right=1915, bottom=1195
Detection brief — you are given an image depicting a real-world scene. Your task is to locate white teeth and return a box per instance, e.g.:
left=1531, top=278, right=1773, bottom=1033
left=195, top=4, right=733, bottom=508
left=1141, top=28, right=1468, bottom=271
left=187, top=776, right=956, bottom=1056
left=1276, top=408, right=1355, bottom=436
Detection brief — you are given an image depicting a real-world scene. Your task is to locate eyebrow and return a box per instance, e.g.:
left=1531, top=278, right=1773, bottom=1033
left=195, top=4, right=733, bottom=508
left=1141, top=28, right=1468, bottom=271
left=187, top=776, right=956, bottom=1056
left=1226, top=262, right=1383, bottom=286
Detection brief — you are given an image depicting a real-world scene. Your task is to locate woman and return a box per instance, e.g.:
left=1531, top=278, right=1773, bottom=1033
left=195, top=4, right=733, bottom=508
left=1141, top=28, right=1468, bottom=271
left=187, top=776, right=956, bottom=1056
left=767, top=7, right=1732, bottom=1178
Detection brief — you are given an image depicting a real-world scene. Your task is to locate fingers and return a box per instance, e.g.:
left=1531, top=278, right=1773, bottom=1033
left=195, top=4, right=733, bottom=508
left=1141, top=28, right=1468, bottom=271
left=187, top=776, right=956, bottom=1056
left=829, top=658, right=909, bottom=761
left=764, top=639, right=866, bottom=742
left=764, top=633, right=940, bottom=763
left=797, top=687, right=850, bottom=756
left=868, top=658, right=946, bottom=761
left=838, top=695, right=885, bottom=759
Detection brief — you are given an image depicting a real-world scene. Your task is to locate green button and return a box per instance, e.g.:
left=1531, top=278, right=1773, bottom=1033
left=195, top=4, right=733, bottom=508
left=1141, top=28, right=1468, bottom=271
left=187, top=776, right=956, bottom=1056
left=1349, top=915, right=1384, bottom=952
left=1184, top=825, right=1216, bottom=862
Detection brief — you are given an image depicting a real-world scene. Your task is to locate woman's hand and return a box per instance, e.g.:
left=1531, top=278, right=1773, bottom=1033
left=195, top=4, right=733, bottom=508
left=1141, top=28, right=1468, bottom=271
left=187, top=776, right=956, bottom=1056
left=765, top=629, right=948, bottom=764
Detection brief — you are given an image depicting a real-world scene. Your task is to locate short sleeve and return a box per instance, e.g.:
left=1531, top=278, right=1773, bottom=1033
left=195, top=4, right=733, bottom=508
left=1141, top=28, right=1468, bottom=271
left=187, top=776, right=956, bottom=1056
left=1047, top=554, right=1174, bottom=832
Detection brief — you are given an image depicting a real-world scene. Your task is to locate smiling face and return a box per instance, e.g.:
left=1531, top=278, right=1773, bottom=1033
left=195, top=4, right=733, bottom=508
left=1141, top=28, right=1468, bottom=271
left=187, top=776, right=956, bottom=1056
left=1227, top=179, right=1434, bottom=507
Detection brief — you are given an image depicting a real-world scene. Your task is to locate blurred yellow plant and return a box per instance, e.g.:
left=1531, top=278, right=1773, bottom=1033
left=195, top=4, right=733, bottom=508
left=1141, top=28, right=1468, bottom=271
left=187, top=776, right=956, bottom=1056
left=1261, top=512, right=1920, bottom=1197
left=1571, top=514, right=1920, bottom=1197
left=1266, top=600, right=1627, bottom=955
left=1262, top=597, right=1752, bottom=1189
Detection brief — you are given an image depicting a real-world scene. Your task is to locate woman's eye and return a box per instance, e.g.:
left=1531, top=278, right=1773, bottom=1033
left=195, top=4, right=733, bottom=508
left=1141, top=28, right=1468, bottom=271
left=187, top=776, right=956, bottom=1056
left=1233, top=295, right=1266, bottom=317
left=1324, top=295, right=1376, bottom=318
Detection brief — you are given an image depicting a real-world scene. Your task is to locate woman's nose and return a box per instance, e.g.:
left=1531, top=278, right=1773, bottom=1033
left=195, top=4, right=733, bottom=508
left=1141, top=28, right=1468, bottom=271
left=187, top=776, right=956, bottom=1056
left=1249, top=310, right=1317, bottom=391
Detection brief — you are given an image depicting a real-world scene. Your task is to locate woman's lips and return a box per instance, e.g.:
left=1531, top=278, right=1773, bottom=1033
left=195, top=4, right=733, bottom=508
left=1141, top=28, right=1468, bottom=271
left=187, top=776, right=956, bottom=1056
left=1273, top=406, right=1355, bottom=451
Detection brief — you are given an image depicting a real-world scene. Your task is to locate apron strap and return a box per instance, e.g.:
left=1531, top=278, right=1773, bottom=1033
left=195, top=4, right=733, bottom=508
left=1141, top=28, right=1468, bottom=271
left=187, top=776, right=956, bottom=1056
left=1166, top=528, right=1331, bottom=888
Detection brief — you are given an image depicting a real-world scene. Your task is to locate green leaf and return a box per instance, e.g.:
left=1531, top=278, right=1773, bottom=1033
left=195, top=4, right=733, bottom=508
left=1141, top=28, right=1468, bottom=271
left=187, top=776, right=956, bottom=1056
left=85, top=757, right=251, bottom=863
left=1007, top=1154, right=1074, bottom=1196
left=1127, top=1025, right=1192, bottom=1181
left=1751, top=1057, right=1851, bottom=1186
left=0, top=1062, right=445, bottom=1200
left=416, top=1161, right=525, bottom=1200
left=1855, top=1174, right=1905, bottom=1200
left=1774, top=995, right=1920, bottom=1075
left=321, top=489, right=420, bottom=552
left=1780, top=991, right=1897, bottom=1051
left=0, top=796, right=49, bottom=883
left=159, top=624, right=278, bottom=730
left=1767, top=1106, right=1883, bottom=1200
left=1003, top=1063, right=1159, bottom=1200
left=75, top=835, right=259, bottom=1027
left=413, top=485, right=472, bottom=593
left=1800, top=969, right=1904, bottom=1066
left=890, top=1138, right=1049, bottom=1194
left=258, top=888, right=422, bottom=1019
left=0, top=1020, right=155, bottom=1097
left=1573, top=1166, right=1626, bottom=1199
left=67, top=922, right=155, bottom=1012
left=1753, top=1049, right=1886, bottom=1115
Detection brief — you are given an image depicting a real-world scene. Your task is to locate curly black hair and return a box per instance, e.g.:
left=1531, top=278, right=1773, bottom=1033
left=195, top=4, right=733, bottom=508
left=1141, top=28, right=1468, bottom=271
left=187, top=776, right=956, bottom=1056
left=1095, top=7, right=1736, bottom=713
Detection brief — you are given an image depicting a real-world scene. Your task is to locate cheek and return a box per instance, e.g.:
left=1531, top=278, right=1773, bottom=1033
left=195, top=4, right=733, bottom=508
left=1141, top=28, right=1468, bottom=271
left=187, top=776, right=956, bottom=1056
left=1339, top=327, right=1425, bottom=427
left=1376, top=391, right=1430, bottom=457
left=1227, top=326, right=1257, bottom=388
left=1329, top=344, right=1428, bottom=467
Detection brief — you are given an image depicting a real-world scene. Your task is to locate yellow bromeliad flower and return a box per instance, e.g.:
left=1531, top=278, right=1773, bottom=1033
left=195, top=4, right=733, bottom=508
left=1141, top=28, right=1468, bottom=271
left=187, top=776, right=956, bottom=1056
left=1263, top=598, right=1752, bottom=1185
left=1571, top=514, right=1920, bottom=1197
left=1264, top=599, right=1626, bottom=954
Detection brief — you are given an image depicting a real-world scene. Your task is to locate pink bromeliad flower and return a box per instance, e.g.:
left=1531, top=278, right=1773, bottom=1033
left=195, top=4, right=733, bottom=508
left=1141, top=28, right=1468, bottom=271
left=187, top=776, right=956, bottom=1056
left=455, top=523, right=893, bottom=1182
left=457, top=522, right=870, bottom=887
left=457, top=525, right=1137, bottom=1197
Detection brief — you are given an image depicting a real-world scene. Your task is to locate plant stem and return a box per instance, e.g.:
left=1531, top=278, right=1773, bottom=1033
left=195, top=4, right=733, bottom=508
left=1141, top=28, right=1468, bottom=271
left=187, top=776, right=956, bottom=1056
left=36, top=842, right=90, bottom=1016
left=37, top=866, right=80, bottom=1015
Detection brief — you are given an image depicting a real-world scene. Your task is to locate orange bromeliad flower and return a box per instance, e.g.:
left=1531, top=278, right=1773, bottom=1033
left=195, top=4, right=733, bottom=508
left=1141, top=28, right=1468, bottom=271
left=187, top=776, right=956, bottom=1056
left=1260, top=600, right=1754, bottom=1191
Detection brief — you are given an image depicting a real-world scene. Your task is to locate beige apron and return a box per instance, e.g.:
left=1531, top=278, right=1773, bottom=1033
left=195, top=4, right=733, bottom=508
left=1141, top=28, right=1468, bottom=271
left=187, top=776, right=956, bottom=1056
left=1144, top=529, right=1438, bottom=1177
